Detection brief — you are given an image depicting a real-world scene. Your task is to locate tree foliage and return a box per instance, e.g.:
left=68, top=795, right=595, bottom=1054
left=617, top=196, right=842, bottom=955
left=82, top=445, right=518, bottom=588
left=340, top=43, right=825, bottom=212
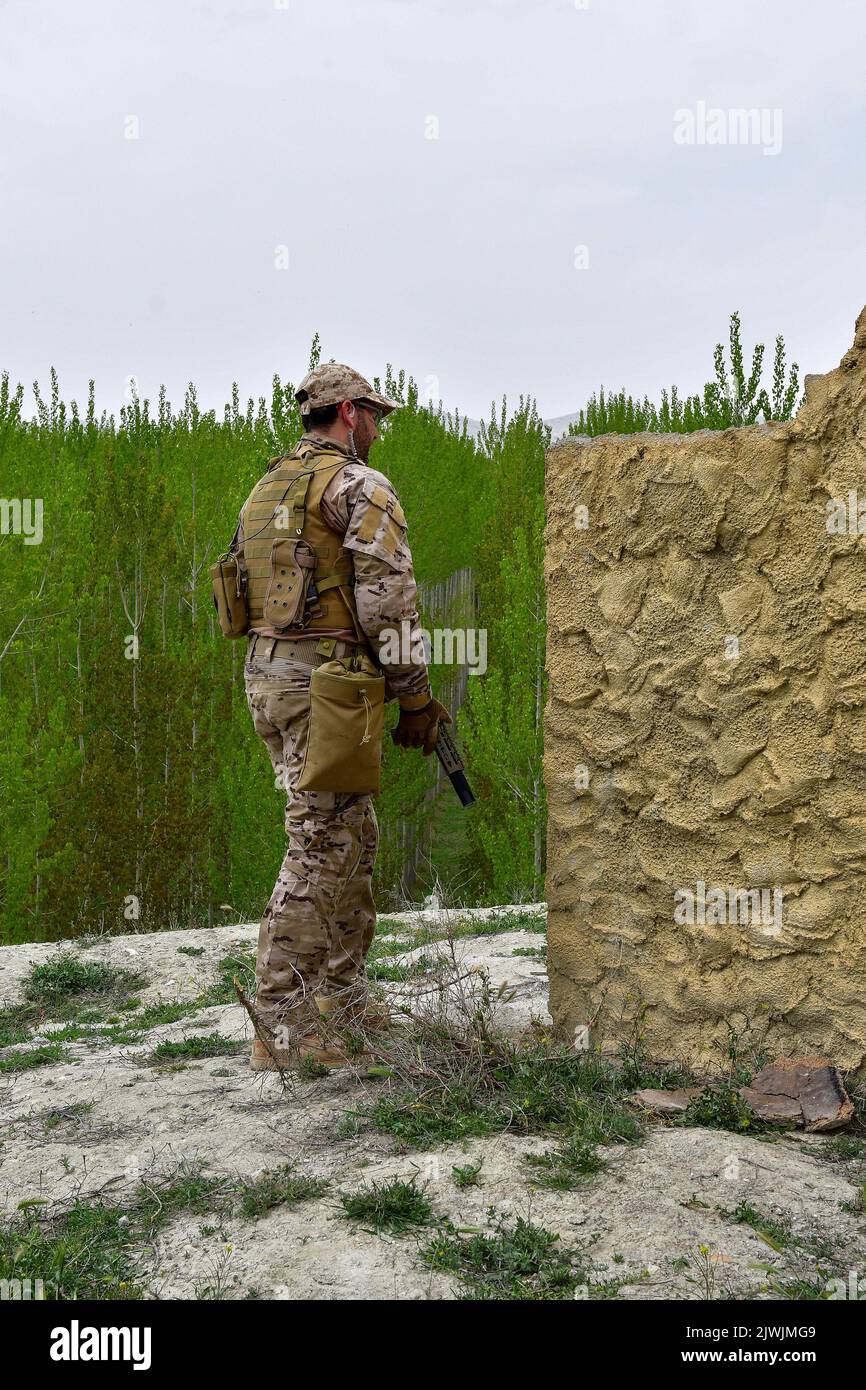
left=0, top=314, right=801, bottom=941
left=569, top=312, right=800, bottom=437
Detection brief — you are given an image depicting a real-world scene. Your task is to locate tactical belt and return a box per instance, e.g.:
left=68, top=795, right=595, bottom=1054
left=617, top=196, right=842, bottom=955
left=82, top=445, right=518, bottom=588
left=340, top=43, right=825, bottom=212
left=247, top=633, right=360, bottom=665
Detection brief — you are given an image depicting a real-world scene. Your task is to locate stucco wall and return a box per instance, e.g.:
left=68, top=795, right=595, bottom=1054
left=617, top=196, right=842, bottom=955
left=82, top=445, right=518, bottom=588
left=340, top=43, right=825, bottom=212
left=545, top=307, right=866, bottom=1073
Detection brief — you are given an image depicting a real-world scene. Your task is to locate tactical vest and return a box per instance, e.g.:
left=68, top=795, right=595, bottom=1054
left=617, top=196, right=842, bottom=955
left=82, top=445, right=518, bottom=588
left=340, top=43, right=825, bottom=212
left=240, top=442, right=361, bottom=637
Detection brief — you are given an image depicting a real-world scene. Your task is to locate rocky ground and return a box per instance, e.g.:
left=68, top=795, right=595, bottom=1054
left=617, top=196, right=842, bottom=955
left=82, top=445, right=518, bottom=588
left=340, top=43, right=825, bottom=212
left=1, top=906, right=864, bottom=1301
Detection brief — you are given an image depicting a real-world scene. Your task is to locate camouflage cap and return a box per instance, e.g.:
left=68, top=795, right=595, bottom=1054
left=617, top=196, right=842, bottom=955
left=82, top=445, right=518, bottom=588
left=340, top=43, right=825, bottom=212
left=294, top=363, right=401, bottom=418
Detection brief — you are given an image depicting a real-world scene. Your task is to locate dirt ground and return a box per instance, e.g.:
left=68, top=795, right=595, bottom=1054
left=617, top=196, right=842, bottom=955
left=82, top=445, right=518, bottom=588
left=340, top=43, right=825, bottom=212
left=1, top=907, right=864, bottom=1301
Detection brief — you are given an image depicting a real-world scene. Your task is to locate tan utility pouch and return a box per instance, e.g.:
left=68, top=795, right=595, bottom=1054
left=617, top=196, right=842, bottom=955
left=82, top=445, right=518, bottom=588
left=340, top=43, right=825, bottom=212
left=263, top=538, right=317, bottom=629
left=210, top=553, right=249, bottom=639
left=297, top=653, right=385, bottom=795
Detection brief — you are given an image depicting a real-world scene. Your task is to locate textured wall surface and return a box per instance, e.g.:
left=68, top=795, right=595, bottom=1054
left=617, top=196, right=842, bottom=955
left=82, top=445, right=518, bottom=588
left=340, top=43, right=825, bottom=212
left=545, top=308, right=866, bottom=1073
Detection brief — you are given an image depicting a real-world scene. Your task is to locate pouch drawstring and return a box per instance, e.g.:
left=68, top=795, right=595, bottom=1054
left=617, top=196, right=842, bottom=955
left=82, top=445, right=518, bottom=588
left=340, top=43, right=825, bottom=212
left=360, top=689, right=373, bottom=745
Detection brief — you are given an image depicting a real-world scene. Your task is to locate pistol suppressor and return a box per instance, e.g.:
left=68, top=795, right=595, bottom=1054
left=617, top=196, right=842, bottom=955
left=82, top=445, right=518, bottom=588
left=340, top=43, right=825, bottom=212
left=434, top=723, right=476, bottom=808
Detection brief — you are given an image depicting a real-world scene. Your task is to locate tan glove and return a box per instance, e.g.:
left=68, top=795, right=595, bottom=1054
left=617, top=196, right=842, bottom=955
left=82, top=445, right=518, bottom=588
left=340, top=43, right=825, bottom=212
left=391, top=696, right=452, bottom=756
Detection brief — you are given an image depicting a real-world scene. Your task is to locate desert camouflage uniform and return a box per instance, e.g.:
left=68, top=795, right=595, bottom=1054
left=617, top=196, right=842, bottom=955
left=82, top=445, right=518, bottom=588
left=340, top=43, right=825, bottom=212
left=239, top=430, right=430, bottom=1031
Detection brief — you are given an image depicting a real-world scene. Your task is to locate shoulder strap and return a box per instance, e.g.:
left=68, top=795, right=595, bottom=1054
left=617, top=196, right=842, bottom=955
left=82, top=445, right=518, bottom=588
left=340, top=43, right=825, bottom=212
left=288, top=452, right=346, bottom=536
left=289, top=469, right=313, bottom=536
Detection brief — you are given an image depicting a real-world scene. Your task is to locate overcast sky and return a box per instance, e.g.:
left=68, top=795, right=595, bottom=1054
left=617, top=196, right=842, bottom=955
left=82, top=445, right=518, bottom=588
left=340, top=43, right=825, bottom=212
left=1, top=0, right=864, bottom=422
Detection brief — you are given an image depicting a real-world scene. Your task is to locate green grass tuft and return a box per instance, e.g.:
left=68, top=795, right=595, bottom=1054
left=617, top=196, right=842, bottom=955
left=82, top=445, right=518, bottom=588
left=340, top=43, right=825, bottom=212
left=725, top=1199, right=792, bottom=1251
left=367, top=955, right=431, bottom=983
left=0, top=1044, right=67, bottom=1072
left=340, top=1178, right=436, bottom=1234
left=358, top=1039, right=645, bottom=1152
left=240, top=1166, right=330, bottom=1219
left=148, top=1033, right=242, bottom=1063
left=451, top=1160, right=483, bottom=1189
left=821, top=1135, right=866, bottom=1163
left=23, top=954, right=147, bottom=1009
left=0, top=1002, right=41, bottom=1046
left=199, top=951, right=257, bottom=1006
left=0, top=1202, right=144, bottom=1300
left=524, top=1134, right=607, bottom=1190
left=423, top=1214, right=588, bottom=1300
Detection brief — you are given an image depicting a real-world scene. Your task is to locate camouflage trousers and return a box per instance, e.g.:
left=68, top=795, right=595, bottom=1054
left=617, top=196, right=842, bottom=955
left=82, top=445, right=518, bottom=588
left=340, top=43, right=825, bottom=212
left=244, top=644, right=378, bottom=1031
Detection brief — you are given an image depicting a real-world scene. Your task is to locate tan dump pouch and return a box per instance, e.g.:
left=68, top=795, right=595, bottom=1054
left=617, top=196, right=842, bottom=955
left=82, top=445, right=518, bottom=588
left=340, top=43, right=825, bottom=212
left=210, top=553, right=249, bottom=639
left=297, top=656, right=385, bottom=795
left=263, top=537, right=317, bottom=629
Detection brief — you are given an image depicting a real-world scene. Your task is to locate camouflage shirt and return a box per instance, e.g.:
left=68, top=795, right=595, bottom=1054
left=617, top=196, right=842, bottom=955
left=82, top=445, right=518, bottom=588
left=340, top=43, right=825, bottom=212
left=236, top=432, right=430, bottom=703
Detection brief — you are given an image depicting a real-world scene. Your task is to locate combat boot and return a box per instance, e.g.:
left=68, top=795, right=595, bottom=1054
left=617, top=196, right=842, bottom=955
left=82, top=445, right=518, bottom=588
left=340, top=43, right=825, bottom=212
left=316, top=992, right=392, bottom=1031
left=249, top=1033, right=355, bottom=1072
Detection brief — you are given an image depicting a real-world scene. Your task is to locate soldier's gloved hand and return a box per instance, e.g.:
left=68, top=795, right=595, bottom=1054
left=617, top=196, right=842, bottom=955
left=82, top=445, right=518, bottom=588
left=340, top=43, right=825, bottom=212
left=392, top=696, right=452, bottom=756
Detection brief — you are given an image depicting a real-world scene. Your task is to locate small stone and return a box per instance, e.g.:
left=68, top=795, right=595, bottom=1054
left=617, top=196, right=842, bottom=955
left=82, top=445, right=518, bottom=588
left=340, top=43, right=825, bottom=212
left=630, top=1087, right=703, bottom=1114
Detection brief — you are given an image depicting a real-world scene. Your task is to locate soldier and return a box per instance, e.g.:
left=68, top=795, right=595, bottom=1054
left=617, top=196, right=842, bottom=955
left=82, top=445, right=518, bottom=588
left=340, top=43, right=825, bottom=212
left=234, top=363, right=450, bottom=1071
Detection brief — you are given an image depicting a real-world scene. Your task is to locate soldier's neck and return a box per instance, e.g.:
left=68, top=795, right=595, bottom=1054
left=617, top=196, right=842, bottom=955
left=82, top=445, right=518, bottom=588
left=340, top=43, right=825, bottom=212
left=301, top=427, right=355, bottom=458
